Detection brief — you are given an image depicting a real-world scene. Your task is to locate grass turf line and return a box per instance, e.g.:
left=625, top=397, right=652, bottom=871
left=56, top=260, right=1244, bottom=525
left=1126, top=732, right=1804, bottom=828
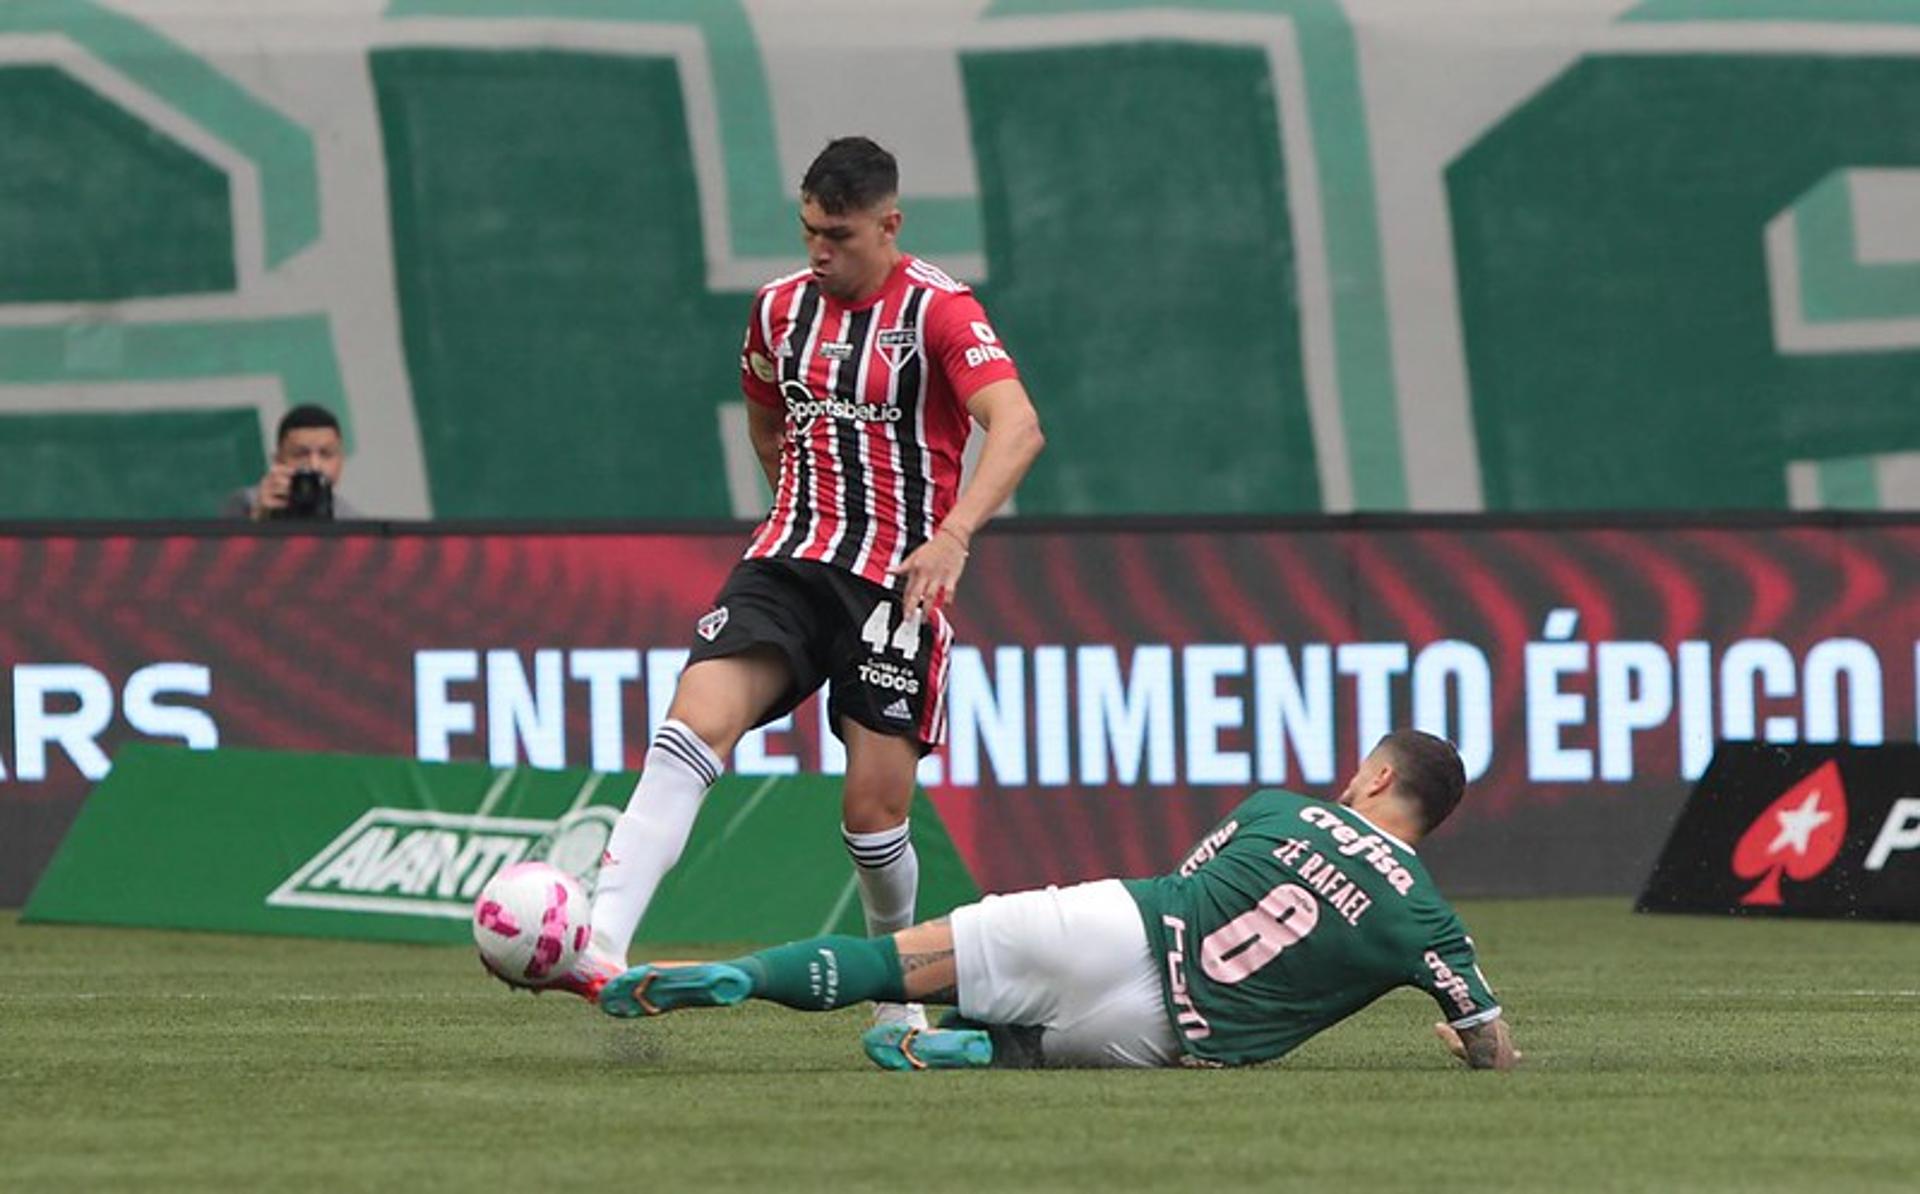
left=2, top=899, right=1917, bottom=1193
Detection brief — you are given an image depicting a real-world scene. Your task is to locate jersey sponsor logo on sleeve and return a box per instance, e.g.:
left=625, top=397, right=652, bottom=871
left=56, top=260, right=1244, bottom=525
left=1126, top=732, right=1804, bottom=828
left=1178, top=819, right=1240, bottom=876
left=696, top=606, right=729, bottom=642
left=747, top=351, right=776, bottom=383
left=1423, top=950, right=1479, bottom=1018
left=962, top=319, right=1011, bottom=369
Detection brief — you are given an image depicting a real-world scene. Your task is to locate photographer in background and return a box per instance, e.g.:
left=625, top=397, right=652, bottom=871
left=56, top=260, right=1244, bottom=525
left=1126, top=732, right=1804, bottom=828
left=223, top=404, right=361, bottom=522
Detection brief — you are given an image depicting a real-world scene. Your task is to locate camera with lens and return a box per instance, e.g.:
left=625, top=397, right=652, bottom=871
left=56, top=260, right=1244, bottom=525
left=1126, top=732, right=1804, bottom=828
left=278, top=468, right=335, bottom=521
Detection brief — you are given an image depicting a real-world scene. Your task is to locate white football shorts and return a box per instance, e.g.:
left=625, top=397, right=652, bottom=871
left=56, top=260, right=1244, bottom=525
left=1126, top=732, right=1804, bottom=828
left=950, top=878, right=1181, bottom=1068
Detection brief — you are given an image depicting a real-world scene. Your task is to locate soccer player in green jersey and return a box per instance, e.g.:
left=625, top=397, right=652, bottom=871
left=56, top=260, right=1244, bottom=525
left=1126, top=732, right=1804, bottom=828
left=598, top=729, right=1520, bottom=1072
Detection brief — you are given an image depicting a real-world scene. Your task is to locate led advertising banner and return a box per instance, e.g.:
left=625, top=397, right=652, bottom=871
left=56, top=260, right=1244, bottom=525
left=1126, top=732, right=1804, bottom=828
left=3, top=520, right=1916, bottom=904
left=1638, top=744, right=1920, bottom=922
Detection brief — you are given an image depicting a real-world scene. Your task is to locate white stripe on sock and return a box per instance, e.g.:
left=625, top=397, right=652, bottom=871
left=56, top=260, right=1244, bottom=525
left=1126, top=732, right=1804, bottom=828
left=843, top=821, right=918, bottom=936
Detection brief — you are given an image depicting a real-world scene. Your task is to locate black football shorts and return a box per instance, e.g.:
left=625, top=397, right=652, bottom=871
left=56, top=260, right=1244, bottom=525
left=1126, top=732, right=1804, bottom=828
left=685, top=558, right=952, bottom=752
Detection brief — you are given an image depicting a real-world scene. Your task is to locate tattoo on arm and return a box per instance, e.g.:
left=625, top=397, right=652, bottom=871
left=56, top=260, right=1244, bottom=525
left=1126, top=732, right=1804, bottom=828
left=899, top=948, right=957, bottom=1004
left=900, top=948, right=953, bottom=977
left=891, top=917, right=959, bottom=1003
left=1457, top=1019, right=1516, bottom=1071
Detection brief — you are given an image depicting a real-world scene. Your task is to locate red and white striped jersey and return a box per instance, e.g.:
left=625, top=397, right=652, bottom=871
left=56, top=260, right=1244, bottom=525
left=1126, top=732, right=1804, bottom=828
left=739, top=254, right=1021, bottom=588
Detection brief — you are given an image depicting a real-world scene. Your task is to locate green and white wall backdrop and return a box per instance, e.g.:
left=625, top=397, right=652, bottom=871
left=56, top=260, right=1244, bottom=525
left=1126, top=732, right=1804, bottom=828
left=2, top=0, right=1917, bottom=520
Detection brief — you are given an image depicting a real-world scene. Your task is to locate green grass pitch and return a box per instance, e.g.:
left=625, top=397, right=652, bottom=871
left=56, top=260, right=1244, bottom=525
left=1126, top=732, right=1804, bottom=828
left=3, top=900, right=1916, bottom=1192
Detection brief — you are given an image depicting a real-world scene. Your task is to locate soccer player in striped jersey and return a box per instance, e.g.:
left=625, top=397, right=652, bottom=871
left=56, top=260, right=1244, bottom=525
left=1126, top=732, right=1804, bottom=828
left=562, top=138, right=1045, bottom=1032
left=599, top=731, right=1521, bottom=1074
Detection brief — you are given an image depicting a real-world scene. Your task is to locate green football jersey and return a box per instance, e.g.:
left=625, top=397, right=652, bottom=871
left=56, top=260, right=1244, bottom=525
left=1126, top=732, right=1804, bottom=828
left=1124, top=789, right=1500, bottom=1067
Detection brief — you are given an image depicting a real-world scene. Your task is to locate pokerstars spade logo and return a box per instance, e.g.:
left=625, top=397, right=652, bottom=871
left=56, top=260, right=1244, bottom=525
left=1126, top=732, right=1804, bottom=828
left=1731, top=760, right=1849, bottom=906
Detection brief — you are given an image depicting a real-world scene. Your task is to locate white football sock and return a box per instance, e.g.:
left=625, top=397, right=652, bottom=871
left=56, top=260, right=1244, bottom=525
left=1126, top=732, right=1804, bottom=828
left=589, top=719, right=723, bottom=961
left=842, top=821, right=919, bottom=936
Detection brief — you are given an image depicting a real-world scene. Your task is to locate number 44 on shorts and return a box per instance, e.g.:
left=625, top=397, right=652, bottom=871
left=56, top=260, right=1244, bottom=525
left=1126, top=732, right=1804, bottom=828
left=860, top=602, right=921, bottom=661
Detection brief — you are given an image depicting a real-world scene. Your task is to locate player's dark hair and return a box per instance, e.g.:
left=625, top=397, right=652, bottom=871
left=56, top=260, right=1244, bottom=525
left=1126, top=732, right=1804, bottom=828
left=801, top=136, right=899, bottom=214
left=1379, top=729, right=1466, bottom=832
left=276, top=403, right=341, bottom=446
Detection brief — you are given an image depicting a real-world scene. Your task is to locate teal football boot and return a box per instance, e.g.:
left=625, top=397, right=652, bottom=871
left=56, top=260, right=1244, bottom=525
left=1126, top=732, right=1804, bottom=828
left=862, top=1023, right=993, bottom=1071
left=598, top=963, right=753, bottom=1018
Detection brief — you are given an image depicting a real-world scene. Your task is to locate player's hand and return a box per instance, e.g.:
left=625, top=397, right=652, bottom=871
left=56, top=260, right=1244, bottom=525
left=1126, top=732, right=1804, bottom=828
left=251, top=461, right=296, bottom=520
left=889, top=526, right=970, bottom=618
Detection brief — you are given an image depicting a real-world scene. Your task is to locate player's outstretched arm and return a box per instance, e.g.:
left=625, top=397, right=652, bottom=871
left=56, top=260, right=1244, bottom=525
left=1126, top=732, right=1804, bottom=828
left=890, top=379, right=1044, bottom=617
left=1433, top=1017, right=1522, bottom=1071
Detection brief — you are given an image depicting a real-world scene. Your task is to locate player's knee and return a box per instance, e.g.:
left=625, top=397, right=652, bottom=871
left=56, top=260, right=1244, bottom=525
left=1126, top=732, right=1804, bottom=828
left=842, top=808, right=911, bottom=835
left=658, top=709, right=745, bottom=759
left=667, top=655, right=789, bottom=754
left=840, top=781, right=911, bottom=833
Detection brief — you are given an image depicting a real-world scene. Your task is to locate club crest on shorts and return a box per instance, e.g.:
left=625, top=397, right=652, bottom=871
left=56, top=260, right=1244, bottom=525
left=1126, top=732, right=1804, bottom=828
left=696, top=606, right=729, bottom=642
left=876, top=327, right=919, bottom=371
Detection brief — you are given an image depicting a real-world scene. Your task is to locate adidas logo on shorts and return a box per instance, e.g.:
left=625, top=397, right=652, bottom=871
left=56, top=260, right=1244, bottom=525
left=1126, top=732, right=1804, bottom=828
left=882, top=697, right=911, bottom=721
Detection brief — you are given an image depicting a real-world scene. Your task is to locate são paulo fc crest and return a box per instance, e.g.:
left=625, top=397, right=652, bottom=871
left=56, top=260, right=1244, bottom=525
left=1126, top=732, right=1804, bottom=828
left=877, top=327, right=919, bottom=370
left=696, top=606, right=729, bottom=642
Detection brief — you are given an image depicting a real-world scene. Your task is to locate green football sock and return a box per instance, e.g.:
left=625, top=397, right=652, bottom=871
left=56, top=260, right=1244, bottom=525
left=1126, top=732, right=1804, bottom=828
left=729, top=935, right=907, bottom=1011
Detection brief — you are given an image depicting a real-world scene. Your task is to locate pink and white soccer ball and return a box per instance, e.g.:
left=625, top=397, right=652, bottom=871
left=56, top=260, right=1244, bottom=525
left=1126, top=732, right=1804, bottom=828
left=471, top=862, right=592, bottom=989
